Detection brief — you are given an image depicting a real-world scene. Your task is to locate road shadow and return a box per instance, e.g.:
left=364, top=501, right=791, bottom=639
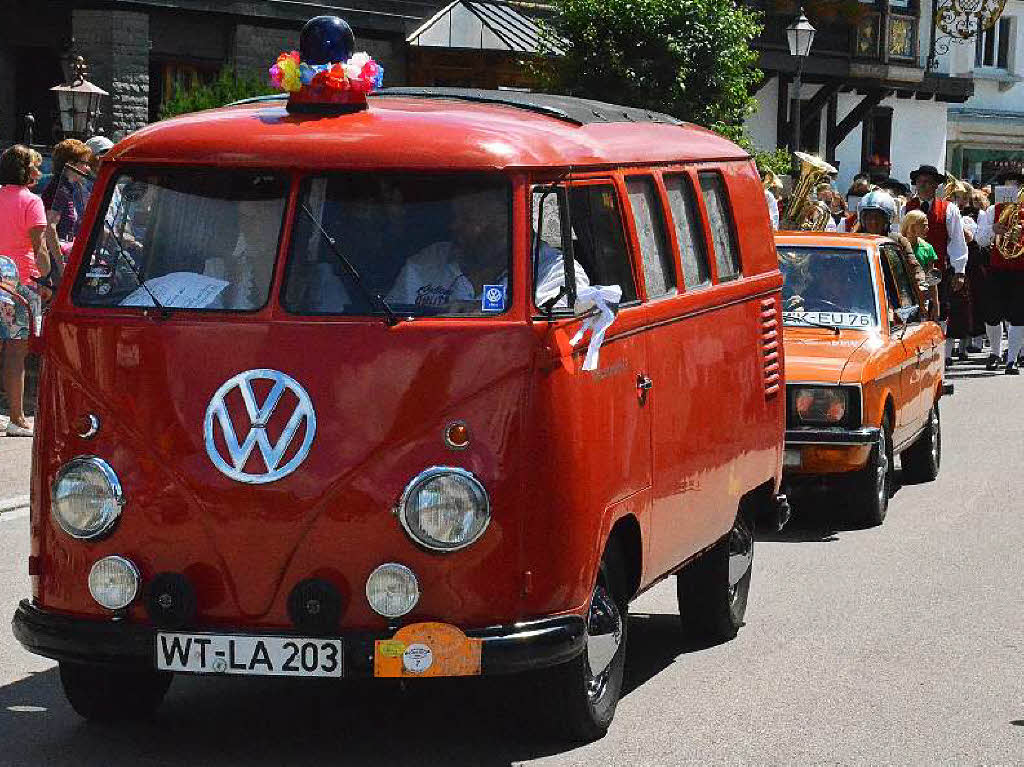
left=0, top=610, right=709, bottom=766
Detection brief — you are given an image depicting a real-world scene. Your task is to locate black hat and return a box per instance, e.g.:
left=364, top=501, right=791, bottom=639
left=909, top=165, right=948, bottom=184
left=996, top=169, right=1024, bottom=184
left=878, top=177, right=909, bottom=197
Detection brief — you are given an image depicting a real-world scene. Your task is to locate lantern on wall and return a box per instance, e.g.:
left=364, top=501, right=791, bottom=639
left=51, top=55, right=108, bottom=139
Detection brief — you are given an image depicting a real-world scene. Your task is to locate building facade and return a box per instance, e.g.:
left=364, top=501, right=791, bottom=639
left=0, top=0, right=445, bottom=145
left=939, top=0, right=1024, bottom=184
left=744, top=0, right=974, bottom=194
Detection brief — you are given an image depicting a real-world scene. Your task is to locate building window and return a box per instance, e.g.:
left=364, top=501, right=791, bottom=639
left=976, top=17, right=1012, bottom=69
left=861, top=107, right=893, bottom=182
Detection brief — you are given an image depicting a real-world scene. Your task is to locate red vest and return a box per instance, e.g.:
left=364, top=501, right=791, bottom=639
left=906, top=197, right=949, bottom=268
left=989, top=202, right=1024, bottom=272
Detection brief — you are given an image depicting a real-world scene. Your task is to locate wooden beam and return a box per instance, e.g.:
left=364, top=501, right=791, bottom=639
left=828, top=88, right=890, bottom=155
left=826, top=92, right=838, bottom=166
left=780, top=81, right=843, bottom=150
left=777, top=75, right=790, bottom=150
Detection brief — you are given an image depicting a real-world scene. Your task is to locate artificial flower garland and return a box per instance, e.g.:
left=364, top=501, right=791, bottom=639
left=269, top=50, right=384, bottom=95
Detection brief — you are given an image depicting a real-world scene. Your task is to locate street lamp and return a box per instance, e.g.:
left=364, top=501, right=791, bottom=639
left=51, top=55, right=108, bottom=140
left=787, top=8, right=816, bottom=159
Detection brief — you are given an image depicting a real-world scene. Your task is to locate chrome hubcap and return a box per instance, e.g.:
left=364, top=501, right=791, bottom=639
left=930, top=409, right=940, bottom=465
left=727, top=520, right=754, bottom=605
left=585, top=581, right=622, bottom=702
left=876, top=430, right=889, bottom=504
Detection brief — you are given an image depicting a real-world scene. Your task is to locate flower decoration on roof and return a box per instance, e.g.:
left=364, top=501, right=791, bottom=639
left=270, top=16, right=384, bottom=114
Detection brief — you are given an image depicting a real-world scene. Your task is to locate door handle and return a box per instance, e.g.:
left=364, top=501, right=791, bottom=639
left=636, top=373, right=653, bottom=403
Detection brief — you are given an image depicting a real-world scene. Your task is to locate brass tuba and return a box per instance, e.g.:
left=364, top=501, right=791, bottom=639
left=995, top=187, right=1024, bottom=260
left=943, top=172, right=970, bottom=202
left=782, top=151, right=838, bottom=231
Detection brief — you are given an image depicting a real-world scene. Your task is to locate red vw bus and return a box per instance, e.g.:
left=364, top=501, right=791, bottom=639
left=13, top=83, right=786, bottom=739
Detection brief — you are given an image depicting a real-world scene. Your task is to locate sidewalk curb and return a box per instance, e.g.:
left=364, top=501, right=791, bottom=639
left=0, top=495, right=30, bottom=514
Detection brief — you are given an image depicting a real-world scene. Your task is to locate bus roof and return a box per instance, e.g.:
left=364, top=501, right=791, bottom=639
left=111, top=90, right=748, bottom=172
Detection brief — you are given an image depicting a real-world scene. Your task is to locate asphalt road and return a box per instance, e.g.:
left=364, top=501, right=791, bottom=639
left=0, top=358, right=1021, bottom=766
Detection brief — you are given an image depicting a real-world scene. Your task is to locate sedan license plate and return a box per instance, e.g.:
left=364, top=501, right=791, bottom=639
left=156, top=633, right=343, bottom=678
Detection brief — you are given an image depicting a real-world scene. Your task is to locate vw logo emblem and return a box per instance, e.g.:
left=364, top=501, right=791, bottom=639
left=203, top=369, right=317, bottom=484
left=485, top=287, right=502, bottom=303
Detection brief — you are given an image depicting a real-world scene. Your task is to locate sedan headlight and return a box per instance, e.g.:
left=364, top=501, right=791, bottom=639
left=398, top=467, right=490, bottom=552
left=51, top=457, right=124, bottom=540
left=790, top=386, right=851, bottom=426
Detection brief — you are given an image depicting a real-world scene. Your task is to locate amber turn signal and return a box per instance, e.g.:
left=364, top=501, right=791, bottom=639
left=444, top=421, right=470, bottom=450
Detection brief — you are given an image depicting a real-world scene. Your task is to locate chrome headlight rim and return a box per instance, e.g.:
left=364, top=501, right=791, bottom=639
left=88, top=555, right=140, bottom=611
left=398, top=466, right=491, bottom=553
left=51, top=455, right=125, bottom=540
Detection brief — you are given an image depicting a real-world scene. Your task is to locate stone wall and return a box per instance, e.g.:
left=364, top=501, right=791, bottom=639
left=234, top=24, right=407, bottom=86
left=72, top=10, right=150, bottom=141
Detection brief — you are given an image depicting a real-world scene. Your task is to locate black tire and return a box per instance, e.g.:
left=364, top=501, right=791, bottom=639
left=848, top=415, right=893, bottom=527
left=545, top=542, right=629, bottom=742
left=901, top=402, right=941, bottom=483
left=59, top=662, right=172, bottom=722
left=676, top=505, right=754, bottom=643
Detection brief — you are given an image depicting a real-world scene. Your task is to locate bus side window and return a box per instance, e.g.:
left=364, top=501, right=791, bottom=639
left=567, top=185, right=638, bottom=303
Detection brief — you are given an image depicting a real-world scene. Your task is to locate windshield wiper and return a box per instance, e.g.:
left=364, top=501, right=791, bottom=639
left=785, top=313, right=841, bottom=335
left=103, top=221, right=170, bottom=318
left=300, top=203, right=399, bottom=327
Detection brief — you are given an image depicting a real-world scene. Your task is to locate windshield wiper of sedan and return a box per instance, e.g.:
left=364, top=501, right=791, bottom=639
left=299, top=203, right=400, bottom=327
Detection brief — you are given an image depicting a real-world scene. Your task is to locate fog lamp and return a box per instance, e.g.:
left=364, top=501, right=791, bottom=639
left=365, top=563, right=419, bottom=618
left=52, top=456, right=123, bottom=539
left=399, top=467, right=490, bottom=552
left=88, top=556, right=140, bottom=610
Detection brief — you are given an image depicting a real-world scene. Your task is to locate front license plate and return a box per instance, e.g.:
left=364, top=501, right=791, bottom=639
left=156, top=633, right=343, bottom=678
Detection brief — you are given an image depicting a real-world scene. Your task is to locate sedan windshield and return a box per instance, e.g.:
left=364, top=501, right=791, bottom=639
left=74, top=170, right=288, bottom=311
left=779, top=246, right=878, bottom=329
left=283, top=174, right=511, bottom=317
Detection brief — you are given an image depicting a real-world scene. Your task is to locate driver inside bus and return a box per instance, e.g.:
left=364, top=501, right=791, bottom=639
left=386, top=189, right=589, bottom=311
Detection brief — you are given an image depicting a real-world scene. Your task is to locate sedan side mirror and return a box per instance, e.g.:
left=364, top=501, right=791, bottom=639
left=895, top=305, right=920, bottom=325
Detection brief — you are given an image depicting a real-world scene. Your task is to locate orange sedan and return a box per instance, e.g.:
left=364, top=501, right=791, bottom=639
left=777, top=232, right=949, bottom=525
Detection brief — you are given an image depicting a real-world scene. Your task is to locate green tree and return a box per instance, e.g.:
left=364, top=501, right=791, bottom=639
left=159, top=68, right=276, bottom=120
left=538, top=0, right=764, bottom=142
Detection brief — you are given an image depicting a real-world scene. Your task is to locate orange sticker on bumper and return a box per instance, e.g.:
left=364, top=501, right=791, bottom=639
left=374, top=622, right=482, bottom=678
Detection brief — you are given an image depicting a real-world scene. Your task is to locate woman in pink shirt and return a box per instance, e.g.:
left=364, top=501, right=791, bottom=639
left=0, top=145, right=53, bottom=436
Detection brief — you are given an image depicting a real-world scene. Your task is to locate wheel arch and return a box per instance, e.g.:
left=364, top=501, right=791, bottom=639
left=605, top=514, right=642, bottom=603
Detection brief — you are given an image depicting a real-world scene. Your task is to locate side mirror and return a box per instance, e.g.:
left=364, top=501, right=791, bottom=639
left=895, top=305, right=920, bottom=325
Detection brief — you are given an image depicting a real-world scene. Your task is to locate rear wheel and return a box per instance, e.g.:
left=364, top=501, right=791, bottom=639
left=676, top=506, right=754, bottom=643
left=848, top=415, right=893, bottom=527
left=545, top=543, right=628, bottom=742
left=59, top=662, right=172, bottom=722
left=901, top=402, right=941, bottom=483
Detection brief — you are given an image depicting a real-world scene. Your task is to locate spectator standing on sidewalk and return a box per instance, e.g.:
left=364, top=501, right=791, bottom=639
left=905, top=164, right=970, bottom=364
left=41, top=139, right=92, bottom=242
left=0, top=145, right=54, bottom=436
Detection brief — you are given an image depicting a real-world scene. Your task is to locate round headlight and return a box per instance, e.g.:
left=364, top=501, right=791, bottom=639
left=52, top=457, right=124, bottom=540
left=88, top=556, right=140, bottom=610
left=398, top=467, right=490, bottom=552
left=365, top=563, right=419, bottom=618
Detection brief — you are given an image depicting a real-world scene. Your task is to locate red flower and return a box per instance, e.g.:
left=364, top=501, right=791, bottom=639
left=312, top=62, right=350, bottom=92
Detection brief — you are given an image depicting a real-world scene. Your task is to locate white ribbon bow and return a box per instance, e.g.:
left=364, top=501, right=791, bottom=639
left=569, top=285, right=622, bottom=371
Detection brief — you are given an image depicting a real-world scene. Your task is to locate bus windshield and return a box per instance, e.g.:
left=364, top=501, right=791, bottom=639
left=73, top=169, right=288, bottom=311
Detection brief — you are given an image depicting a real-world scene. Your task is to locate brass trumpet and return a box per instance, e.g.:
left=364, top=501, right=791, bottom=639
left=782, top=151, right=838, bottom=231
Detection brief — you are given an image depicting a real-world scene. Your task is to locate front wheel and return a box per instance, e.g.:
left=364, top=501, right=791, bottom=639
left=545, top=544, right=628, bottom=742
left=901, top=402, right=941, bottom=483
left=676, top=506, right=755, bottom=643
left=59, top=662, right=172, bottom=722
left=848, top=416, right=893, bottom=526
